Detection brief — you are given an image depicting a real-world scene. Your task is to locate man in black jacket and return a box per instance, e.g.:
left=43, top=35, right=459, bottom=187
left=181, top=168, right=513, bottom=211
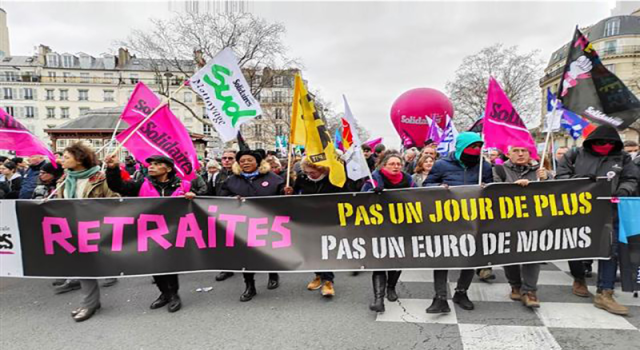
left=212, top=149, right=237, bottom=282
left=556, top=125, right=638, bottom=316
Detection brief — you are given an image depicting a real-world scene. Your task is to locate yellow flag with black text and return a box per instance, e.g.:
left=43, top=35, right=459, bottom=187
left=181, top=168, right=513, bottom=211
left=289, top=74, right=346, bottom=188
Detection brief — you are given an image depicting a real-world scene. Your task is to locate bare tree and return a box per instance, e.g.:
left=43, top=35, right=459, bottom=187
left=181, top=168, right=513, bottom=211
left=445, top=44, right=544, bottom=131
left=118, top=11, right=301, bottom=145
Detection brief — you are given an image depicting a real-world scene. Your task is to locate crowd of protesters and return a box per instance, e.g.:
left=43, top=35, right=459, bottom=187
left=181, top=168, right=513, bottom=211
left=1, top=124, right=638, bottom=323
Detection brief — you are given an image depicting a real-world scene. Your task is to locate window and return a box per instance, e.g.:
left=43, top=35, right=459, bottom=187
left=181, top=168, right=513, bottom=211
left=78, top=90, right=89, bottom=101
left=48, top=71, right=57, bottom=79
left=254, top=142, right=264, bottom=149
left=104, top=90, right=114, bottom=102
left=604, top=19, right=620, bottom=37
left=63, top=72, right=72, bottom=82
left=203, top=124, right=212, bottom=136
left=61, top=107, right=70, bottom=119
left=46, top=89, right=54, bottom=100
left=3, top=88, right=13, bottom=100
left=59, top=89, right=69, bottom=101
left=184, top=92, right=193, bottom=103
left=23, top=88, right=34, bottom=100
left=46, top=54, right=59, bottom=67
left=25, top=106, right=35, bottom=119
left=46, top=107, right=56, bottom=119
left=274, top=75, right=284, bottom=86
left=80, top=72, right=90, bottom=83
left=4, top=71, right=16, bottom=82
left=605, top=64, right=616, bottom=73
left=62, top=55, right=73, bottom=68
left=252, top=75, right=261, bottom=86
left=79, top=107, right=90, bottom=116
left=603, top=40, right=617, bottom=55
left=4, top=106, right=14, bottom=115
left=275, top=108, right=283, bottom=120
left=276, top=124, right=283, bottom=136
left=104, top=72, right=114, bottom=84
left=130, top=73, right=139, bottom=84
left=274, top=91, right=283, bottom=103
left=255, top=124, right=262, bottom=137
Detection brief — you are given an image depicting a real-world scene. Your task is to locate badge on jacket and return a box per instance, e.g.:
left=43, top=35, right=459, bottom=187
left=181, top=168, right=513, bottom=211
left=261, top=181, right=269, bottom=187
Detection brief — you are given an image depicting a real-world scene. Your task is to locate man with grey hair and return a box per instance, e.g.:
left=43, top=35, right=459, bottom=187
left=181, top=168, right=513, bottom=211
left=213, top=149, right=237, bottom=282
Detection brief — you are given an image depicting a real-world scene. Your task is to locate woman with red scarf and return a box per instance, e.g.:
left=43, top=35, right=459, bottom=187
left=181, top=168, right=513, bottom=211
left=362, top=151, right=417, bottom=313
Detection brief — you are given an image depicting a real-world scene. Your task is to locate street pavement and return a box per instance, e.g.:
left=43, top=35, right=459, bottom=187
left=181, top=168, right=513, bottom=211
left=1, top=262, right=639, bottom=350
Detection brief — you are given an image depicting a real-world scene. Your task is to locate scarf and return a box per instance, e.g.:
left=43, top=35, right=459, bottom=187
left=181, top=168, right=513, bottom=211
left=241, top=170, right=260, bottom=179
left=592, top=144, right=615, bottom=155
left=380, top=168, right=403, bottom=185
left=63, top=166, right=100, bottom=199
left=307, top=173, right=327, bottom=183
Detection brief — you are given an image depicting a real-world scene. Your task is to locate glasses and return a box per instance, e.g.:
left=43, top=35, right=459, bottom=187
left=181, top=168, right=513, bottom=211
left=222, top=157, right=235, bottom=160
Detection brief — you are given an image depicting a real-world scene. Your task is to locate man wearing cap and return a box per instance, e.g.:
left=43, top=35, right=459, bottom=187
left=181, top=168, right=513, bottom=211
left=105, top=154, right=196, bottom=313
left=556, top=124, right=638, bottom=316
left=219, top=148, right=284, bottom=302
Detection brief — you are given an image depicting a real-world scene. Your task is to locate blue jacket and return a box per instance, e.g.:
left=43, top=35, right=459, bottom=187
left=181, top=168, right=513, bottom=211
left=18, top=161, right=46, bottom=199
left=424, top=153, right=493, bottom=187
left=361, top=170, right=416, bottom=192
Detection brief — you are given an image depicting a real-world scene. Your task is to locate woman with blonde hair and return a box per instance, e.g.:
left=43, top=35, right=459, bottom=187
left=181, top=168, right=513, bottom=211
left=412, top=155, right=435, bottom=187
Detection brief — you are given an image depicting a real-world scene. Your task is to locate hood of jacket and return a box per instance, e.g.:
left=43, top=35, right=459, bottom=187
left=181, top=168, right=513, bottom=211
left=583, top=124, right=623, bottom=154
left=454, top=132, right=483, bottom=161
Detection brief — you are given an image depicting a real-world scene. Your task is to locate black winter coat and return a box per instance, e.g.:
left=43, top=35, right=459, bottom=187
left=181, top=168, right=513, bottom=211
left=219, top=171, right=284, bottom=197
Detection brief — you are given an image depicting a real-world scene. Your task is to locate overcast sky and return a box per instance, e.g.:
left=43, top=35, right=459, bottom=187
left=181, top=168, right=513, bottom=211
left=1, top=0, right=618, bottom=146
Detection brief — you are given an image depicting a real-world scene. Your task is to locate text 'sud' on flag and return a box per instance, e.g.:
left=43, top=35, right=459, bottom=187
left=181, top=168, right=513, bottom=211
left=0, top=107, right=57, bottom=166
left=189, top=48, right=262, bottom=142
left=559, top=27, right=640, bottom=129
left=290, top=74, right=346, bottom=187
left=483, top=77, right=538, bottom=159
left=116, top=105, right=200, bottom=181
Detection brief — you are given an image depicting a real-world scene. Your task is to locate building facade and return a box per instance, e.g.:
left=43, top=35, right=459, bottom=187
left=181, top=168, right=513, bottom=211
left=0, top=45, right=297, bottom=156
left=539, top=8, right=640, bottom=146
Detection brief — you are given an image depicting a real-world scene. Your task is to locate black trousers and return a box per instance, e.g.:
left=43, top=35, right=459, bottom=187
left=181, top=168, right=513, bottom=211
left=154, top=274, right=179, bottom=296
left=244, top=272, right=279, bottom=283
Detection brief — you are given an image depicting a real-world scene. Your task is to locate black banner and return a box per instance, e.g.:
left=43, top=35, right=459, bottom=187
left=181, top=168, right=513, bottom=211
left=559, top=27, right=640, bottom=129
left=4, top=179, right=613, bottom=278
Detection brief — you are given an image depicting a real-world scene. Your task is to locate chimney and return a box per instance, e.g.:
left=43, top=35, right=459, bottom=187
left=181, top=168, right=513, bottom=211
left=117, top=47, right=131, bottom=68
left=37, top=44, right=51, bottom=65
left=194, top=49, right=206, bottom=68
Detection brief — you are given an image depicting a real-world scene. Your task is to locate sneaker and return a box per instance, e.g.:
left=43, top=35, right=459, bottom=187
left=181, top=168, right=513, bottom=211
left=478, top=268, right=495, bottom=282
left=594, top=290, right=628, bottom=315
left=510, top=287, right=521, bottom=301
left=321, top=281, right=335, bottom=297
left=307, top=276, right=323, bottom=290
left=452, top=290, right=474, bottom=310
left=521, top=291, right=540, bottom=308
left=426, top=296, right=450, bottom=314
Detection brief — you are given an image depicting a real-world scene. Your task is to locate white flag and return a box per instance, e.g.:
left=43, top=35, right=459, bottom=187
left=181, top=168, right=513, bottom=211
left=341, top=95, right=372, bottom=181
left=189, top=48, right=262, bottom=142
left=544, top=96, right=563, bottom=133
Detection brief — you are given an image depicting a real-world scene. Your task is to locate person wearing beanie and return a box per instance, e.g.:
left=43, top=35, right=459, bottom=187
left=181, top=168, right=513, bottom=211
left=31, top=162, right=64, bottom=199
left=219, top=149, right=285, bottom=302
left=423, top=132, right=493, bottom=314
left=556, top=124, right=638, bottom=316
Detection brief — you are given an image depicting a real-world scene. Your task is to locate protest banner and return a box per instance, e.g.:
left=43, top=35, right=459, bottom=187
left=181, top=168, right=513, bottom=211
left=0, top=179, right=612, bottom=278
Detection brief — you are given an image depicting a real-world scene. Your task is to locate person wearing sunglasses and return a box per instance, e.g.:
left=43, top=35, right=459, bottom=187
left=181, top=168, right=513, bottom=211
left=556, top=124, right=638, bottom=316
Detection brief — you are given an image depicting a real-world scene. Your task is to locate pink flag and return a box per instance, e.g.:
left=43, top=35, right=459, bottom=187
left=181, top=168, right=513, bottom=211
left=0, top=108, right=57, bottom=167
left=116, top=105, right=199, bottom=181
left=364, top=137, right=383, bottom=148
left=483, top=77, right=538, bottom=159
left=426, top=118, right=444, bottom=145
left=120, top=82, right=162, bottom=126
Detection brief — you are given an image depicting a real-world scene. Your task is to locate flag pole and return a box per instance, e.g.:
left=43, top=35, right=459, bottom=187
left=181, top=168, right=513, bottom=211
left=285, top=141, right=294, bottom=188
left=107, top=81, right=189, bottom=159
left=101, top=117, right=123, bottom=171
left=539, top=101, right=558, bottom=181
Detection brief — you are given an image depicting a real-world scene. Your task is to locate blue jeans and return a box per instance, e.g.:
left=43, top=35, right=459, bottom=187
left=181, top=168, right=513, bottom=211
left=598, top=220, right=619, bottom=291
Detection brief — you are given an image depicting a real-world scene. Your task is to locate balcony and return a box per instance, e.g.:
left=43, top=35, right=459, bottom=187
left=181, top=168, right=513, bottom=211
left=40, top=76, right=121, bottom=85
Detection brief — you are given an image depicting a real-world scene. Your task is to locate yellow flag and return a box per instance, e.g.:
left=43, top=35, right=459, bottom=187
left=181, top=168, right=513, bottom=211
left=290, top=74, right=346, bottom=188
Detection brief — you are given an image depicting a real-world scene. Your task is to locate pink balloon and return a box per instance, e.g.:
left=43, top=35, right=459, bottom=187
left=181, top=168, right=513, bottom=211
left=390, top=88, right=454, bottom=148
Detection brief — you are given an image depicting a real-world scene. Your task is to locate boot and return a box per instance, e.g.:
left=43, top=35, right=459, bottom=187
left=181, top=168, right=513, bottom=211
left=150, top=294, right=170, bottom=309
left=369, top=273, right=386, bottom=312
left=521, top=291, right=540, bottom=308
left=321, top=281, right=335, bottom=297
left=386, top=271, right=401, bottom=302
left=594, top=290, right=628, bottom=315
left=572, top=279, right=589, bottom=297
left=167, top=294, right=182, bottom=313
left=54, top=279, right=81, bottom=294
left=426, top=296, right=450, bottom=314
left=453, top=290, right=474, bottom=310
left=510, top=287, right=521, bottom=301
left=267, top=273, right=279, bottom=290
left=215, top=272, right=234, bottom=281
left=240, top=280, right=257, bottom=302
left=307, top=276, right=323, bottom=290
